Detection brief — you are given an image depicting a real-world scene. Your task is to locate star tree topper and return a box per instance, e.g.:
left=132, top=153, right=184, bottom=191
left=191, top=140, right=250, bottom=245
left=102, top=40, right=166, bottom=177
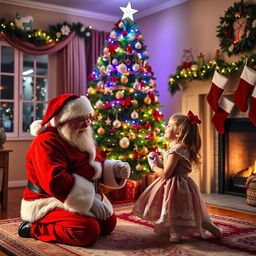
left=120, top=2, right=138, bottom=21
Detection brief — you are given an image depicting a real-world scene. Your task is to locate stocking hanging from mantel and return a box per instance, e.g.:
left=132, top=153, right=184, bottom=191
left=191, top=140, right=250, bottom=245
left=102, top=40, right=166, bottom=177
left=206, top=65, right=256, bottom=134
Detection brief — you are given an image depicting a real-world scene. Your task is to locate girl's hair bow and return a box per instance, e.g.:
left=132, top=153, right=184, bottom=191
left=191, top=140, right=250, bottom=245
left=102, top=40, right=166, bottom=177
left=187, top=111, right=201, bottom=125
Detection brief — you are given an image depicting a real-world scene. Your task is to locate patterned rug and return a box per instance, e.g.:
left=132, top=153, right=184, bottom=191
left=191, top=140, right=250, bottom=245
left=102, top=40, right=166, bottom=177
left=0, top=203, right=255, bottom=256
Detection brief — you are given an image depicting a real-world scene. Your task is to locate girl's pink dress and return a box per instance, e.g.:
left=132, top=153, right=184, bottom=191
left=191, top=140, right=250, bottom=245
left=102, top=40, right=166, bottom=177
left=132, top=144, right=212, bottom=238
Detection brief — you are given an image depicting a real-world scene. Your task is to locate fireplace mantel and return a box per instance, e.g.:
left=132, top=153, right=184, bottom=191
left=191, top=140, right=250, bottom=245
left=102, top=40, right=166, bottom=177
left=181, top=80, right=214, bottom=193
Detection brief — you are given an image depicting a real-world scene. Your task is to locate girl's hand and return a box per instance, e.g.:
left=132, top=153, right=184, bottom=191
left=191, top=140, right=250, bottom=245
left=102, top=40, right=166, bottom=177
left=147, top=152, right=163, bottom=170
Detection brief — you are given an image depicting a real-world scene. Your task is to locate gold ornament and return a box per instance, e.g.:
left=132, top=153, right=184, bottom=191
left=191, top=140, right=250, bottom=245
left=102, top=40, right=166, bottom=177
left=190, top=64, right=199, bottom=71
left=135, top=164, right=143, bottom=171
left=129, top=132, right=136, bottom=140
left=154, top=96, right=158, bottom=102
left=131, top=110, right=139, bottom=119
left=121, top=76, right=128, bottom=84
left=140, top=146, right=148, bottom=155
left=138, top=34, right=144, bottom=41
left=119, top=137, right=130, bottom=148
left=144, top=95, right=151, bottom=104
left=115, top=91, right=124, bottom=99
left=132, top=99, right=138, bottom=105
left=97, top=127, right=105, bottom=135
left=155, top=127, right=160, bottom=133
left=91, top=111, right=98, bottom=119
left=113, top=119, right=121, bottom=128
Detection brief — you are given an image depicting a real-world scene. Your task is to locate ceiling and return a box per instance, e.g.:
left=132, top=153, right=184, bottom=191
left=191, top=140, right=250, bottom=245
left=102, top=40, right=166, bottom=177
left=3, top=0, right=187, bottom=21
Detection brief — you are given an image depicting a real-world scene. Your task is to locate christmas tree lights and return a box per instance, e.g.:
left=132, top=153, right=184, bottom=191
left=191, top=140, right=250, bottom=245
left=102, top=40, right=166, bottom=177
left=87, top=18, right=166, bottom=179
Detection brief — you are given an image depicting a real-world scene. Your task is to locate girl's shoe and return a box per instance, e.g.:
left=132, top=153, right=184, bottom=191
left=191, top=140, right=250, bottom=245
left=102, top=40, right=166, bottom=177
left=169, top=233, right=181, bottom=243
left=203, top=221, right=222, bottom=239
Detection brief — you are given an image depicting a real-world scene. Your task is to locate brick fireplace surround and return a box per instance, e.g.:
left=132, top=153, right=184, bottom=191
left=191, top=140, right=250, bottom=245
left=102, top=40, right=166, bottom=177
left=181, top=76, right=247, bottom=193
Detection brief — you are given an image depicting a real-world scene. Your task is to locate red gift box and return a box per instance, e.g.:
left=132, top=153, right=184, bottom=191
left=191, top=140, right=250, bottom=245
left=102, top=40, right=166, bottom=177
left=108, top=179, right=142, bottom=203
left=141, top=173, right=158, bottom=189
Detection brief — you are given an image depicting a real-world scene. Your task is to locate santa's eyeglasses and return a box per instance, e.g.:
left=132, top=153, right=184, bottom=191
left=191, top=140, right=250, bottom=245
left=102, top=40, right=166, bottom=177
left=72, top=115, right=91, bottom=125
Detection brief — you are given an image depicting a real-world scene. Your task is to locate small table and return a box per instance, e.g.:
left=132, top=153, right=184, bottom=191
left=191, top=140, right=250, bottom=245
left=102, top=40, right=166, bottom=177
left=0, top=149, right=12, bottom=211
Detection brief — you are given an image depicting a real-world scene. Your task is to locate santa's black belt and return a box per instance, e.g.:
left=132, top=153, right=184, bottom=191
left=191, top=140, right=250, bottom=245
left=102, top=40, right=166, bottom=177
left=27, top=180, right=48, bottom=195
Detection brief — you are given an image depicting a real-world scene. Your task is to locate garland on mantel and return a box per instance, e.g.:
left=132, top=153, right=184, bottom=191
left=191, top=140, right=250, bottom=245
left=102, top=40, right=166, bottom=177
left=168, top=52, right=256, bottom=95
left=0, top=19, right=92, bottom=46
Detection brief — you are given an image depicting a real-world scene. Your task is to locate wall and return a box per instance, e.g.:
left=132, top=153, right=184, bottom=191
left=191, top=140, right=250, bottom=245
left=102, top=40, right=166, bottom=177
left=137, top=2, right=189, bottom=120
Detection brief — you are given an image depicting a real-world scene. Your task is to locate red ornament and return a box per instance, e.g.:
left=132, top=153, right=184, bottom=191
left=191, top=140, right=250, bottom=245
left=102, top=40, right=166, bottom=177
left=122, top=31, right=127, bottom=37
left=108, top=44, right=118, bottom=54
left=144, top=122, right=151, bottom=130
left=182, top=61, right=192, bottom=69
left=88, top=73, right=95, bottom=80
left=133, top=152, right=141, bottom=159
left=133, top=124, right=142, bottom=132
left=125, top=59, right=131, bottom=65
left=147, top=92, right=155, bottom=104
left=111, top=75, right=119, bottom=83
left=144, top=65, right=152, bottom=72
left=103, top=102, right=111, bottom=110
left=120, top=96, right=132, bottom=107
left=145, top=132, right=154, bottom=140
left=126, top=45, right=133, bottom=53
left=110, top=128, right=117, bottom=133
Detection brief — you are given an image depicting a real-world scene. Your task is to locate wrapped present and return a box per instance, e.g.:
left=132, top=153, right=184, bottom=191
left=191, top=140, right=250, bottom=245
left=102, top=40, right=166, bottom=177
left=141, top=173, right=158, bottom=190
left=108, top=179, right=142, bottom=203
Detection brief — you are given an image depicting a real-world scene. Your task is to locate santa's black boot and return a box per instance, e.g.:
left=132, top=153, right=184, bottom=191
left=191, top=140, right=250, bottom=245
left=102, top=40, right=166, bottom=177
left=18, top=221, right=31, bottom=238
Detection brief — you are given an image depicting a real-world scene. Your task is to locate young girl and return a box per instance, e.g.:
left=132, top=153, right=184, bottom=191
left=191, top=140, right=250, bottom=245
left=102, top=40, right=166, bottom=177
left=132, top=111, right=221, bottom=243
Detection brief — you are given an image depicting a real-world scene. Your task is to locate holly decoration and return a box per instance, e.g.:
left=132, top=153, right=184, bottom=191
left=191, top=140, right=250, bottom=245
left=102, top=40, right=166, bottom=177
left=87, top=18, right=166, bottom=179
left=216, top=1, right=256, bottom=56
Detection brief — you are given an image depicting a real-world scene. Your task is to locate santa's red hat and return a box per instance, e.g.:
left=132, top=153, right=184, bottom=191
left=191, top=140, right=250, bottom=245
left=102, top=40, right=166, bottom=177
left=30, top=94, right=94, bottom=136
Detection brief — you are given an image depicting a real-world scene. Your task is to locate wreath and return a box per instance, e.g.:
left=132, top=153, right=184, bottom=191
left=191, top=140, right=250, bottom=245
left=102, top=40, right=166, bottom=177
left=216, top=1, right=256, bottom=56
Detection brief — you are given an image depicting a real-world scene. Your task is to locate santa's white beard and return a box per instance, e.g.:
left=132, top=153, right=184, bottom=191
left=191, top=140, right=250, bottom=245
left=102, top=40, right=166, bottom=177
left=58, top=124, right=96, bottom=159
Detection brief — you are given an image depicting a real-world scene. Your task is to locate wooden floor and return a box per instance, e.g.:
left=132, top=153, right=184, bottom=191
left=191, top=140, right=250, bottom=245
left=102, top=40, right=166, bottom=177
left=1, top=187, right=255, bottom=221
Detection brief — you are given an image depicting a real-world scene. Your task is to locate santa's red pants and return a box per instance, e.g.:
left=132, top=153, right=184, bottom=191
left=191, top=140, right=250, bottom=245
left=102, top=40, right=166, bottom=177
left=30, top=208, right=117, bottom=246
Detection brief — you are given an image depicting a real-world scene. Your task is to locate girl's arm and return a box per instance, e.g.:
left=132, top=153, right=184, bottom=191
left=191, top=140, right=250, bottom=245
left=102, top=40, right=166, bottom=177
left=152, top=152, right=181, bottom=179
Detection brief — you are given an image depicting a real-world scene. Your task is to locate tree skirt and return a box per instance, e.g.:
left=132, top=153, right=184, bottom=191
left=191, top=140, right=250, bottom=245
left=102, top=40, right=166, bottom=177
left=0, top=204, right=255, bottom=256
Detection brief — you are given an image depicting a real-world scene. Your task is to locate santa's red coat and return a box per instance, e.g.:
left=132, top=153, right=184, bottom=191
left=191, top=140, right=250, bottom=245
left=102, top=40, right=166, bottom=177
left=20, top=126, right=126, bottom=223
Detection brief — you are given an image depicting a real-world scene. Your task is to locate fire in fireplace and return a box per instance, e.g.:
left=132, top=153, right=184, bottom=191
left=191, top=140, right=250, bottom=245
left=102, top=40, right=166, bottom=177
left=232, top=161, right=256, bottom=190
left=218, top=118, right=256, bottom=197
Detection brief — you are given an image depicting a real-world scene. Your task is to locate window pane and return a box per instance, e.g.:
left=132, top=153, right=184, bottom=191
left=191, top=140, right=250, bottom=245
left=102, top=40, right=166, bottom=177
left=36, top=78, right=48, bottom=101
left=36, top=55, right=48, bottom=75
left=23, top=103, right=34, bottom=132
left=1, top=46, right=14, bottom=73
left=36, top=103, right=47, bottom=120
left=23, top=54, right=34, bottom=75
left=0, top=75, right=14, bottom=99
left=23, top=76, right=34, bottom=101
left=0, top=102, right=14, bottom=132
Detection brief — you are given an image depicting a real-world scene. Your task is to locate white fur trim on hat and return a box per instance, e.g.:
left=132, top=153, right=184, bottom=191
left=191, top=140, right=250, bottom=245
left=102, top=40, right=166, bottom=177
left=30, top=120, right=47, bottom=136
left=51, top=96, right=94, bottom=127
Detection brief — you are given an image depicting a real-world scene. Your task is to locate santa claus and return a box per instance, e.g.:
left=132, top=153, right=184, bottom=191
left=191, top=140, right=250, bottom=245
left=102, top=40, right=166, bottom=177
left=18, top=94, right=131, bottom=246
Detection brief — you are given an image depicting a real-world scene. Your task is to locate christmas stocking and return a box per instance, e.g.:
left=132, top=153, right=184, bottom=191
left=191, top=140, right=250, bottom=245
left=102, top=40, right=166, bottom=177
left=207, top=70, right=228, bottom=112
left=234, top=65, right=256, bottom=112
left=249, top=86, right=256, bottom=126
left=212, top=96, right=235, bottom=134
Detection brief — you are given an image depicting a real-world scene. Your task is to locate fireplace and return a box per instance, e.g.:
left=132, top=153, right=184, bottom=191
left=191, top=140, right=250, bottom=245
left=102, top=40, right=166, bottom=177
left=218, top=118, right=256, bottom=197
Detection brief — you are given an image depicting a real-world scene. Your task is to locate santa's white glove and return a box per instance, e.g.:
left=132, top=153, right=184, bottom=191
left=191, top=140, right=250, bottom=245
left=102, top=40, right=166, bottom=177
left=147, top=152, right=163, bottom=170
left=90, top=195, right=111, bottom=220
left=114, top=161, right=131, bottom=179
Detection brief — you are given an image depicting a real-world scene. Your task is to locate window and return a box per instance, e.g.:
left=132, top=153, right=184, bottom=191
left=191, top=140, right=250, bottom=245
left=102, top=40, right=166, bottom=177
left=0, top=41, right=48, bottom=138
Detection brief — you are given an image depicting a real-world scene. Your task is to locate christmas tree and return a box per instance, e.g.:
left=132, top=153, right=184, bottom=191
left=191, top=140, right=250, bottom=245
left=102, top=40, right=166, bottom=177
left=87, top=17, right=166, bottom=179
